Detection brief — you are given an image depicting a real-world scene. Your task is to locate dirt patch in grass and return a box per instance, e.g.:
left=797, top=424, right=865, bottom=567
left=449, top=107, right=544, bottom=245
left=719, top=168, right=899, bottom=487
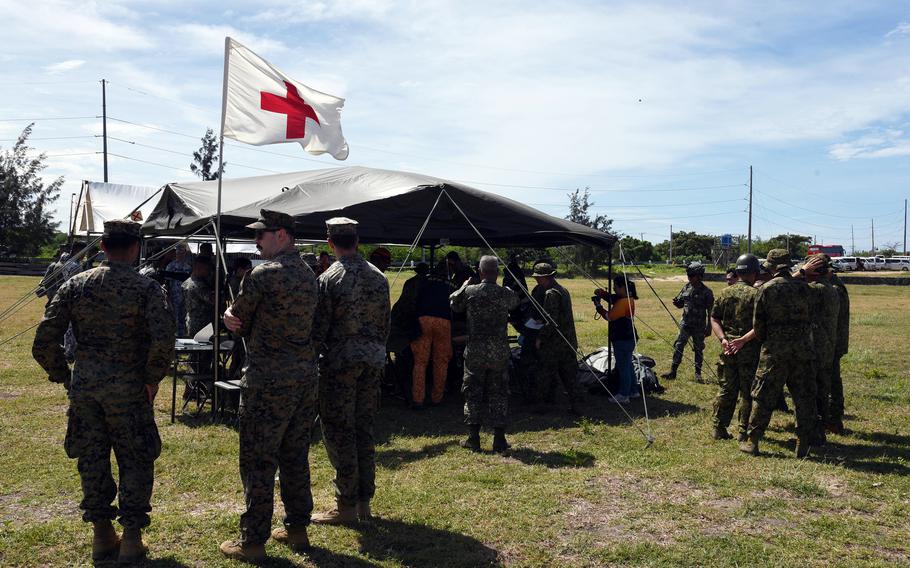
left=0, top=492, right=79, bottom=526
left=0, top=390, right=22, bottom=400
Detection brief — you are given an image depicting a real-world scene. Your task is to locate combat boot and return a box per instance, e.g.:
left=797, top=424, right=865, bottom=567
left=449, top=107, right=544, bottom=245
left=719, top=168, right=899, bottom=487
left=737, top=432, right=748, bottom=443
left=460, top=424, right=481, bottom=452
left=118, top=527, right=148, bottom=563
left=739, top=434, right=760, bottom=456
left=311, top=502, right=358, bottom=525
left=356, top=501, right=372, bottom=523
left=826, top=420, right=844, bottom=435
left=712, top=426, right=733, bottom=440
left=660, top=367, right=677, bottom=380
left=91, top=519, right=119, bottom=561
left=220, top=539, right=266, bottom=563
left=271, top=525, right=310, bottom=551
left=810, top=430, right=827, bottom=447
left=795, top=438, right=811, bottom=459
left=694, top=372, right=704, bottom=383
left=492, top=428, right=511, bottom=454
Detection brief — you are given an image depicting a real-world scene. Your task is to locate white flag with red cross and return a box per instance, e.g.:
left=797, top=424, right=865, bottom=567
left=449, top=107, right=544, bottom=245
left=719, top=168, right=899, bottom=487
left=221, top=37, right=349, bottom=160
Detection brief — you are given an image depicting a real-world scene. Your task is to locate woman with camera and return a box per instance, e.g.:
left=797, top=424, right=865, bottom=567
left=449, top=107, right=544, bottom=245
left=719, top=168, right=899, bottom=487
left=595, top=276, right=639, bottom=404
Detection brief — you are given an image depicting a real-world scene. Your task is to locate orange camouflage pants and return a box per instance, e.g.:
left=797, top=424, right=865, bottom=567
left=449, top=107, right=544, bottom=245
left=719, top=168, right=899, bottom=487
left=410, top=316, right=452, bottom=405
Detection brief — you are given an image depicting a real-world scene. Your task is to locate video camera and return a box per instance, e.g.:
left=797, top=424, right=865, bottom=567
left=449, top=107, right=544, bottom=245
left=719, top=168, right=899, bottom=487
left=591, top=288, right=617, bottom=307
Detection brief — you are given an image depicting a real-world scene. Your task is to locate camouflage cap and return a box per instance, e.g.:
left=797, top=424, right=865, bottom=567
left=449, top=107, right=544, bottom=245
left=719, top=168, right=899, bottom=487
left=103, top=219, right=141, bottom=239
left=246, top=209, right=295, bottom=232
left=763, top=248, right=792, bottom=270
left=325, top=217, right=358, bottom=237
left=808, top=252, right=832, bottom=267
left=531, top=261, right=557, bottom=277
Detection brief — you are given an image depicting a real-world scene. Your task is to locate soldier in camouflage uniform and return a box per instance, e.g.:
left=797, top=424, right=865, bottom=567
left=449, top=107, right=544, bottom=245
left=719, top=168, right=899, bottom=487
left=531, top=261, right=581, bottom=414
left=740, top=249, right=821, bottom=458
left=663, top=261, right=714, bottom=382
left=805, top=254, right=840, bottom=445
left=219, top=210, right=319, bottom=562
left=181, top=255, right=214, bottom=337
left=709, top=253, right=761, bottom=442
left=311, top=217, right=391, bottom=525
left=32, top=220, right=175, bottom=563
left=828, top=271, right=850, bottom=434
left=450, top=255, right=519, bottom=454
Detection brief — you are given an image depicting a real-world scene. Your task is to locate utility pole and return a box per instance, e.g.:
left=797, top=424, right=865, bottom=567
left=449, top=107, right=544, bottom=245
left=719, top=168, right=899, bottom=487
left=871, top=218, right=875, bottom=255
left=904, top=199, right=907, bottom=256
left=747, top=165, right=753, bottom=253
left=851, top=224, right=855, bottom=256
left=669, top=224, right=673, bottom=264
left=101, top=79, right=108, bottom=182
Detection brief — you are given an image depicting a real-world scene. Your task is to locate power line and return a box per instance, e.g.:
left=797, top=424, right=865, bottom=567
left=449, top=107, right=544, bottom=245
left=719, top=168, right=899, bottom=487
left=527, top=198, right=745, bottom=208
left=460, top=180, right=745, bottom=193
left=108, top=136, right=282, bottom=174
left=0, top=116, right=98, bottom=122
left=0, top=135, right=96, bottom=142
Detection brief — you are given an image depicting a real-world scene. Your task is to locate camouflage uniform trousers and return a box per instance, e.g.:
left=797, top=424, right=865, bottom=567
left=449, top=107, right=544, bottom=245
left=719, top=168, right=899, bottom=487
left=462, top=360, right=509, bottom=428
left=238, top=374, right=317, bottom=545
left=319, top=362, right=382, bottom=506
left=65, top=390, right=161, bottom=529
left=746, top=350, right=817, bottom=442
left=671, top=325, right=706, bottom=373
left=830, top=354, right=845, bottom=423
left=536, top=346, right=579, bottom=404
left=814, top=361, right=834, bottom=433
left=712, top=352, right=758, bottom=437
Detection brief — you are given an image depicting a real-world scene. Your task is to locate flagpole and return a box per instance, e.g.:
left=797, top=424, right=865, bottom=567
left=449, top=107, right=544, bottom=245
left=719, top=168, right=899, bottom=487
left=212, top=37, right=231, bottom=387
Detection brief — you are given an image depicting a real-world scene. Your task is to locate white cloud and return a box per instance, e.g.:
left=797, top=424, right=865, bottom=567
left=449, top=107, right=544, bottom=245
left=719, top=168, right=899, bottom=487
left=886, top=22, right=910, bottom=38
left=44, top=59, right=86, bottom=74
left=170, top=24, right=287, bottom=57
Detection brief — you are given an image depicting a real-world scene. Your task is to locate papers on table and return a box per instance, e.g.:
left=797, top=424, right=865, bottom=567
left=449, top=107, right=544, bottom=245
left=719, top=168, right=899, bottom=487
left=524, top=318, right=544, bottom=330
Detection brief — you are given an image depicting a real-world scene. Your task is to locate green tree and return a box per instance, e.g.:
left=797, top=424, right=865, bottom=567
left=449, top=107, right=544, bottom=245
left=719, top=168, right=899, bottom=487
left=190, top=128, right=223, bottom=180
left=617, top=235, right=655, bottom=263
left=0, top=124, right=62, bottom=257
left=564, top=187, right=613, bottom=272
left=654, top=231, right=714, bottom=262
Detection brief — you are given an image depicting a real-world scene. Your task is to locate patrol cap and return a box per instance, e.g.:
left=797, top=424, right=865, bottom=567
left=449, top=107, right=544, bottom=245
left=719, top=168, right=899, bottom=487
left=763, top=248, right=792, bottom=270
left=531, top=261, right=557, bottom=277
left=246, top=209, right=295, bottom=232
left=325, top=217, right=358, bottom=237
left=103, top=219, right=141, bottom=239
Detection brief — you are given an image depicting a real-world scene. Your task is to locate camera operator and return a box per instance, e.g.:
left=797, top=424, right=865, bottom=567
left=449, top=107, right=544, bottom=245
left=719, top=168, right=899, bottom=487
left=594, top=276, right=638, bottom=404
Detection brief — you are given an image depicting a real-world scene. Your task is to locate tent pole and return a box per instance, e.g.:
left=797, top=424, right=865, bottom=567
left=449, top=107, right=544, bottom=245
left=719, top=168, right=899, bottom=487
left=69, top=181, right=86, bottom=247
left=212, top=37, right=231, bottom=386
left=607, top=247, right=613, bottom=379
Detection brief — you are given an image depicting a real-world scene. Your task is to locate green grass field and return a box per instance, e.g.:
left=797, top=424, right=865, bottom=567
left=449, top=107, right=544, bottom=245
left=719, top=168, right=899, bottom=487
left=1, top=274, right=909, bottom=567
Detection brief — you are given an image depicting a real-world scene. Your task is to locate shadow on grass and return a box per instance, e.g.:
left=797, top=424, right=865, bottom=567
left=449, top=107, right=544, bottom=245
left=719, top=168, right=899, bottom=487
left=377, top=440, right=458, bottom=469
left=353, top=517, right=502, bottom=568
left=763, top=434, right=910, bottom=476
left=506, top=447, right=596, bottom=468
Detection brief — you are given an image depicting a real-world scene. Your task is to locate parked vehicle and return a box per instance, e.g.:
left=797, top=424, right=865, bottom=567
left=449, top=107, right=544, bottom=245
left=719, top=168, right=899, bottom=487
left=863, top=257, right=886, bottom=271
left=832, top=256, right=859, bottom=271
left=885, top=258, right=910, bottom=271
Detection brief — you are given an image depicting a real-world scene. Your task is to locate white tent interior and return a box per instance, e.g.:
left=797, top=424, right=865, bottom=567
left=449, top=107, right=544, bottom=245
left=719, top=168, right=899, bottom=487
left=72, top=181, right=161, bottom=235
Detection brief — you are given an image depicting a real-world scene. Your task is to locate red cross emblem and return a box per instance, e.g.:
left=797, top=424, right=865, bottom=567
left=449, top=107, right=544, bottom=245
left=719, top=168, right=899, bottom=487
left=260, top=81, right=321, bottom=139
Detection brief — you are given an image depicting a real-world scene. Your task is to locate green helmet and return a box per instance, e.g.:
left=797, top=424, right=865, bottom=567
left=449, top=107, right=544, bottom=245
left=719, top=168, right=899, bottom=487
left=686, top=261, right=706, bottom=277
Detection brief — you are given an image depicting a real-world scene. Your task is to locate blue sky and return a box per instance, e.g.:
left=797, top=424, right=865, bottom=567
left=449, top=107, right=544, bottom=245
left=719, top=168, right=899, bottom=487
left=1, top=0, right=908, bottom=252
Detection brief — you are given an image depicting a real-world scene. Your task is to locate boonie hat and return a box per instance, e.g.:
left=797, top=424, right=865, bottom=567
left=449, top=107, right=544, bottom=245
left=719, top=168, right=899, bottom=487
left=531, top=261, right=557, bottom=277
left=763, top=248, right=793, bottom=270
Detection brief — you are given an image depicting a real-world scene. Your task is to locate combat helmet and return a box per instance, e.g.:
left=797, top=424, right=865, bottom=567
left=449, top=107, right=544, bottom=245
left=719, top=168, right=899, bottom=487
left=734, top=253, right=760, bottom=275
left=685, top=261, right=706, bottom=277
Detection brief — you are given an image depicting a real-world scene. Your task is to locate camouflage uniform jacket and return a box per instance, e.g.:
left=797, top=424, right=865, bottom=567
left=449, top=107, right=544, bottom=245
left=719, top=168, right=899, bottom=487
left=831, top=275, right=850, bottom=356
left=535, top=281, right=577, bottom=352
left=229, top=248, right=318, bottom=379
left=314, top=253, right=391, bottom=370
left=673, top=282, right=714, bottom=330
left=752, top=271, right=813, bottom=361
left=808, top=280, right=840, bottom=362
left=32, top=261, right=175, bottom=396
left=450, top=279, right=519, bottom=367
left=181, top=276, right=214, bottom=336
left=711, top=281, right=760, bottom=361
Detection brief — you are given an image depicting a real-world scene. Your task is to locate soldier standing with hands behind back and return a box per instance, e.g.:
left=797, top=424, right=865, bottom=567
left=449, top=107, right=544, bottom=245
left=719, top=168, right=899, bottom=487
left=32, top=219, right=175, bottom=563
left=663, top=261, right=714, bottom=382
left=450, top=255, right=519, bottom=454
left=311, top=217, right=391, bottom=525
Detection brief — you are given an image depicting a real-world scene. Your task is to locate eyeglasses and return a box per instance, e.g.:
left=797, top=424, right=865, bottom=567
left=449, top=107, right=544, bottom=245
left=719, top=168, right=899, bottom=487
left=255, top=228, right=278, bottom=238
